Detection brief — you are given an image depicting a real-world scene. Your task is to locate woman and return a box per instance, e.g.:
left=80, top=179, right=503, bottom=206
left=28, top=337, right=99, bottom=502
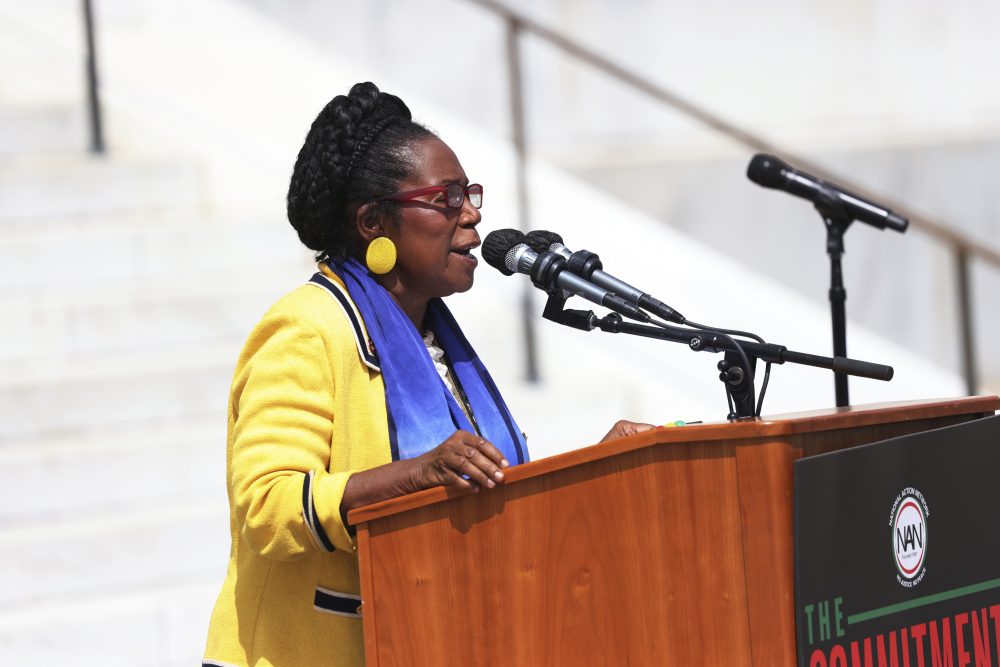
left=203, top=82, right=651, bottom=667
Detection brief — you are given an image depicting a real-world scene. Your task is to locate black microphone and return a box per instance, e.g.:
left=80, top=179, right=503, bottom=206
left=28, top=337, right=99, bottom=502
left=747, top=154, right=909, bottom=233
left=525, top=230, right=685, bottom=324
left=481, top=228, right=526, bottom=276
left=482, top=229, right=651, bottom=322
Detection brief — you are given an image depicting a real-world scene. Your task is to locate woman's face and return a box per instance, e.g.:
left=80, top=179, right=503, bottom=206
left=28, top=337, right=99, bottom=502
left=380, top=136, right=482, bottom=304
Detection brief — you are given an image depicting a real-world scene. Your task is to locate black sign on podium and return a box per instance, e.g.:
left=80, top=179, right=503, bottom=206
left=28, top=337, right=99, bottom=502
left=795, top=414, right=1000, bottom=667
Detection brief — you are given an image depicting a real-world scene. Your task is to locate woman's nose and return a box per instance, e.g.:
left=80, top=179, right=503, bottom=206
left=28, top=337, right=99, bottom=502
left=460, top=197, right=482, bottom=226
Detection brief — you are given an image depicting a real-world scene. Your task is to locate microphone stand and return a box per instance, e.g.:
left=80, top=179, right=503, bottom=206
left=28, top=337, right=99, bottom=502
left=814, top=189, right=854, bottom=408
left=541, top=293, right=893, bottom=420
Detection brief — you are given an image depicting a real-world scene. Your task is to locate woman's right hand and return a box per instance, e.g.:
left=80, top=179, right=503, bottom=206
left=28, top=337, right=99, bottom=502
left=341, top=431, right=510, bottom=521
left=410, top=430, right=509, bottom=493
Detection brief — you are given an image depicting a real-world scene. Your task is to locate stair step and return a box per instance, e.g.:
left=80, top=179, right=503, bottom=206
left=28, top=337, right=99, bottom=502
left=0, top=502, right=229, bottom=610
left=0, top=207, right=217, bottom=235
left=0, top=154, right=204, bottom=221
left=0, top=578, right=220, bottom=666
left=0, top=10, right=81, bottom=114
left=0, top=217, right=307, bottom=289
left=0, top=260, right=310, bottom=361
left=0, top=338, right=239, bottom=439
left=0, top=106, right=85, bottom=156
left=0, top=415, right=227, bottom=526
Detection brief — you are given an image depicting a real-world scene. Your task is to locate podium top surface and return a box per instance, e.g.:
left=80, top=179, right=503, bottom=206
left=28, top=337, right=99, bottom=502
left=348, top=396, right=998, bottom=526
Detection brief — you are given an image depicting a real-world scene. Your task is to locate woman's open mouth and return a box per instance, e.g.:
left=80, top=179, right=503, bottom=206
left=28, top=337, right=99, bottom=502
left=450, top=245, right=479, bottom=266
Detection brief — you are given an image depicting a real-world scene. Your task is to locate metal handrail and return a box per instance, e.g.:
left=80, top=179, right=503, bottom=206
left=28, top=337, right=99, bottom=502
left=473, top=0, right=993, bottom=394
left=81, top=0, right=105, bottom=155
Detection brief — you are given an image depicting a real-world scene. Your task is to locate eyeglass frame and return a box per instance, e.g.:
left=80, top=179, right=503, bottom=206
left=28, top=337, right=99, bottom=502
left=381, top=183, right=483, bottom=210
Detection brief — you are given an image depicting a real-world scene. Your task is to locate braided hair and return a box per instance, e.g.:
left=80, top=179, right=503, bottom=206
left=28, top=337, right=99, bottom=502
left=287, top=82, right=434, bottom=259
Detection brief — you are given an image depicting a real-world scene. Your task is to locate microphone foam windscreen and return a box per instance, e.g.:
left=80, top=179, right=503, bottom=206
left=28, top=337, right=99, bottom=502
left=525, top=230, right=563, bottom=254
left=746, top=153, right=786, bottom=189
left=481, top=229, right=525, bottom=275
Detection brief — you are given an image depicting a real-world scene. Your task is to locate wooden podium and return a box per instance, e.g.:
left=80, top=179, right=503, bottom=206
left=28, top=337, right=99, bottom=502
left=348, top=397, right=999, bottom=666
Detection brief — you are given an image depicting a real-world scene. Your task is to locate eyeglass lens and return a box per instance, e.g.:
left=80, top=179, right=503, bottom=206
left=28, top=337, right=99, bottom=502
left=446, top=184, right=483, bottom=209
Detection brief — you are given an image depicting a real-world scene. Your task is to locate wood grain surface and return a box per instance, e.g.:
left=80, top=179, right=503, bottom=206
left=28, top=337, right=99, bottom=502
left=352, top=396, right=998, bottom=666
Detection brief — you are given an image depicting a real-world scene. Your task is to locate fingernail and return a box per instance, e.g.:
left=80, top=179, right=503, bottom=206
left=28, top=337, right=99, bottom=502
left=501, top=459, right=510, bottom=468
left=494, top=470, right=504, bottom=481
left=486, top=479, right=496, bottom=489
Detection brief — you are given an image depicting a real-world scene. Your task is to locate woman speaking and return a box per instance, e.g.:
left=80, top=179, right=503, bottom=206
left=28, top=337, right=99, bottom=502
left=203, top=82, right=650, bottom=667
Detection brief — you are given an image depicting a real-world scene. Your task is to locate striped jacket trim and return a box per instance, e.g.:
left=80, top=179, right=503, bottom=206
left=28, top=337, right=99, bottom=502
left=307, top=272, right=380, bottom=372
left=314, top=586, right=362, bottom=618
left=302, top=470, right=336, bottom=552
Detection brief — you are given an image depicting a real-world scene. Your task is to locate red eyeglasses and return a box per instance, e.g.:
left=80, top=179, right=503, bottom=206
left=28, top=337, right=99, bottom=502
left=382, top=183, right=483, bottom=209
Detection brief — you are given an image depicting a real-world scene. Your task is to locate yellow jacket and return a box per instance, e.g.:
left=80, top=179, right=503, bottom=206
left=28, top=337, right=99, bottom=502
left=204, top=267, right=391, bottom=666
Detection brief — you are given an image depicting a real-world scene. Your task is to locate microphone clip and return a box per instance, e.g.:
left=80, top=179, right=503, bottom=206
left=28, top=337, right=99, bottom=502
left=718, top=353, right=758, bottom=421
left=813, top=187, right=853, bottom=257
left=541, top=292, right=597, bottom=332
left=566, top=249, right=602, bottom=280
left=529, top=251, right=569, bottom=296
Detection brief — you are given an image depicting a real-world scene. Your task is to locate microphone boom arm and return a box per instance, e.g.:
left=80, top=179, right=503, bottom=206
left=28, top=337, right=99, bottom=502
left=540, top=293, right=894, bottom=419
left=600, top=313, right=893, bottom=381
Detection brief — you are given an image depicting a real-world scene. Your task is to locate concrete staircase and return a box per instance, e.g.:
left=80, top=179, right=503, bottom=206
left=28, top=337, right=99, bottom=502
left=0, top=104, right=312, bottom=665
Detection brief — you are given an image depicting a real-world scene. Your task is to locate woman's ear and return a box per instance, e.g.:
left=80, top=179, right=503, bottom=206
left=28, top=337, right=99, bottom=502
left=354, top=202, right=385, bottom=244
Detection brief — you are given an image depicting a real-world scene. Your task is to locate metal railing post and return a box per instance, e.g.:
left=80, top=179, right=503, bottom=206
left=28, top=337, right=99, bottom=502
left=955, top=246, right=978, bottom=395
left=82, top=0, right=105, bottom=155
left=506, top=17, right=539, bottom=383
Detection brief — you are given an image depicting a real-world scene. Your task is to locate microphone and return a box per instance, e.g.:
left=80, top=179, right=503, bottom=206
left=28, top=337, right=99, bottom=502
left=480, top=228, right=525, bottom=276
left=747, top=154, right=908, bottom=232
left=525, top=230, right=685, bottom=324
left=482, top=229, right=651, bottom=322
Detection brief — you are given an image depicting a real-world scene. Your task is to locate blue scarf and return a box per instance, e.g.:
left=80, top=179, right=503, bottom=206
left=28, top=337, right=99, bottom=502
left=325, top=257, right=528, bottom=465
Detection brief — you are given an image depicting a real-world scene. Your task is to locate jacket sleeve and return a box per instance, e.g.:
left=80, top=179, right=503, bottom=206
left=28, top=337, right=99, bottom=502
left=229, top=308, right=357, bottom=560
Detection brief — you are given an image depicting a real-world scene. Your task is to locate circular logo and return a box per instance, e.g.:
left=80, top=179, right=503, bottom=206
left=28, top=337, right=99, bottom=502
left=890, top=490, right=928, bottom=585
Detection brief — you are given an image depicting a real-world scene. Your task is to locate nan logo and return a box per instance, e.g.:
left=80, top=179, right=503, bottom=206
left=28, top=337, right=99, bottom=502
left=889, top=487, right=929, bottom=587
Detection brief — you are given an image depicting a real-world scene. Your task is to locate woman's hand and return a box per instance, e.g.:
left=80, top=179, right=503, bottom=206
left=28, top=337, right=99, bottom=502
left=341, top=430, right=509, bottom=521
left=599, top=419, right=655, bottom=443
left=410, top=430, right=510, bottom=493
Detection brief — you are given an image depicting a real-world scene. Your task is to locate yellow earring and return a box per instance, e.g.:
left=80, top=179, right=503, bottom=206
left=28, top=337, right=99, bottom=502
left=365, top=237, right=397, bottom=275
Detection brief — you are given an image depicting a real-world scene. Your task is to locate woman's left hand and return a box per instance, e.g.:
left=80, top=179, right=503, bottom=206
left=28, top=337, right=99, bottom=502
left=599, top=419, right=655, bottom=443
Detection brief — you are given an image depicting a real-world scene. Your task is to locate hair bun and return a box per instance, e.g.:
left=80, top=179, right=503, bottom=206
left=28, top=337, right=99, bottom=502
left=287, top=82, right=433, bottom=256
